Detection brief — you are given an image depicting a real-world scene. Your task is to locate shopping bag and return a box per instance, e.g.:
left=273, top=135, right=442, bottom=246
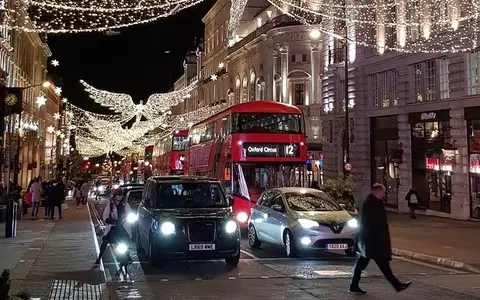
left=24, top=192, right=32, bottom=206
left=62, top=202, right=69, bottom=210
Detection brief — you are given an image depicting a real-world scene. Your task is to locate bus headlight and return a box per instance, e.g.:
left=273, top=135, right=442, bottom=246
left=236, top=212, right=248, bottom=223
left=116, top=243, right=128, bottom=255
left=225, top=220, right=237, bottom=234
left=126, top=213, right=138, bottom=223
left=160, top=221, right=175, bottom=235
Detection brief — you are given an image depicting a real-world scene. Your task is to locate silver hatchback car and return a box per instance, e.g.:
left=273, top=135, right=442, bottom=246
left=248, top=187, right=359, bottom=257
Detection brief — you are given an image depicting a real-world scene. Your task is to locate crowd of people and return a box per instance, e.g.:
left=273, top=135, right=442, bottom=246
left=25, top=177, right=66, bottom=220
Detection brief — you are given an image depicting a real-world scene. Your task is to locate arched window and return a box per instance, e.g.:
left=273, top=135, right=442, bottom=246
left=256, top=77, right=265, bottom=100
left=242, top=76, right=248, bottom=102
left=249, top=69, right=256, bottom=100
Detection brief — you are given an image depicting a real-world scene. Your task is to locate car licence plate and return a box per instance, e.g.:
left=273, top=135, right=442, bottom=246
left=189, top=244, right=216, bottom=251
left=327, top=243, right=348, bottom=250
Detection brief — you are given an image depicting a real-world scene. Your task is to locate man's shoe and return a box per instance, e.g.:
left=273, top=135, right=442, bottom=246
left=349, top=286, right=367, bottom=295
left=396, top=281, right=412, bottom=292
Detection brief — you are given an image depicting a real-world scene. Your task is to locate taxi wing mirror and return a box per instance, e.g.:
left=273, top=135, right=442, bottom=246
left=339, top=203, right=347, bottom=210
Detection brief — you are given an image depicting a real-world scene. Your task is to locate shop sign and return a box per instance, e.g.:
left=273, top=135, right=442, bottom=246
left=408, top=109, right=450, bottom=123
left=242, top=143, right=300, bottom=158
left=425, top=157, right=439, bottom=170
left=441, top=149, right=456, bottom=165
left=421, top=112, right=436, bottom=120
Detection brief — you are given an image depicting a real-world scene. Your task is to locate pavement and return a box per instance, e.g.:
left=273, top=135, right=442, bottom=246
left=1, top=197, right=480, bottom=299
left=388, top=212, right=480, bottom=271
left=0, top=201, right=106, bottom=299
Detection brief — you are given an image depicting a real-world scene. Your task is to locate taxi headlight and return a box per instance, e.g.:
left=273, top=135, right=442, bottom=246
left=113, top=184, right=119, bottom=189
left=160, top=221, right=175, bottom=235
left=236, top=212, right=248, bottom=223
left=298, top=218, right=319, bottom=229
left=98, top=186, right=104, bottom=192
left=93, top=187, right=98, bottom=191
left=116, top=242, right=128, bottom=254
left=225, top=220, right=237, bottom=234
left=347, top=218, right=358, bottom=228
left=126, top=212, right=138, bottom=223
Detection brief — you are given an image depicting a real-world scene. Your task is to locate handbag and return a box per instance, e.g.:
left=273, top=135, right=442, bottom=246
left=62, top=202, right=69, bottom=210
left=24, top=192, right=32, bottom=206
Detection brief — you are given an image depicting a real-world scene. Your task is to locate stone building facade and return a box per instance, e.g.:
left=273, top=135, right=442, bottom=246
left=1, top=4, right=60, bottom=187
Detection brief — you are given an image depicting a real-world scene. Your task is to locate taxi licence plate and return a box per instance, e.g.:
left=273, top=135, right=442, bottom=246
left=189, top=244, right=216, bottom=251
left=327, top=243, right=348, bottom=250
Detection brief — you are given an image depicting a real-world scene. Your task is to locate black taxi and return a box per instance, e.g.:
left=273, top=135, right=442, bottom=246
left=136, top=176, right=240, bottom=266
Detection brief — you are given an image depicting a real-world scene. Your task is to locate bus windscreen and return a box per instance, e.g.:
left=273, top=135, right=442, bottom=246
left=231, top=113, right=303, bottom=134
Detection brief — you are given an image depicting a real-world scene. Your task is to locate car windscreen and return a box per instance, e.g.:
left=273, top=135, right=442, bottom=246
left=285, top=192, right=341, bottom=211
left=155, top=182, right=227, bottom=208
left=127, top=191, right=143, bottom=207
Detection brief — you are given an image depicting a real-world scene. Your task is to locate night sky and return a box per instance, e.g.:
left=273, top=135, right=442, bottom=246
left=46, top=1, right=213, bottom=112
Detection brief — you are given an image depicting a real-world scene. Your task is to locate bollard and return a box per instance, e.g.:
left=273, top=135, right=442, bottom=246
left=5, top=200, right=17, bottom=238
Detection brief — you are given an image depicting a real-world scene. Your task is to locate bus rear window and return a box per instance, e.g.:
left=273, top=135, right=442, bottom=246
left=232, top=113, right=303, bottom=134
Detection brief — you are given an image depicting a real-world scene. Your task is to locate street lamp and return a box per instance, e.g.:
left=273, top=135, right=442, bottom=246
left=343, top=39, right=350, bottom=178
left=309, top=29, right=321, bottom=40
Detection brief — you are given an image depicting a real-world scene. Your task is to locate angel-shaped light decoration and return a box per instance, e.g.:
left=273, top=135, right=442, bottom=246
left=80, top=79, right=198, bottom=125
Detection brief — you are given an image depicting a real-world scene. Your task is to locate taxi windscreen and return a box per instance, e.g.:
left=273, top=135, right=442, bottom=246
left=155, top=182, right=227, bottom=208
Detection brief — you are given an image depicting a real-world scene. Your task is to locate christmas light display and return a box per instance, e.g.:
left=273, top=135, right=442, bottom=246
left=6, top=0, right=204, bottom=34
left=80, top=79, right=198, bottom=124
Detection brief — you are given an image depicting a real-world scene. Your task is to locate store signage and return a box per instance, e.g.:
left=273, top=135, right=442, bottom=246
left=441, top=149, right=456, bottom=165
left=420, top=112, right=436, bottom=120
left=242, top=143, right=300, bottom=158
left=425, top=157, right=439, bottom=170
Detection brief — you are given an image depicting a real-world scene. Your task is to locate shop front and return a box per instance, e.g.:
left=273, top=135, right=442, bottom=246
left=370, top=116, right=401, bottom=207
left=465, top=107, right=480, bottom=219
left=409, top=110, right=454, bottom=213
left=306, top=143, right=323, bottom=186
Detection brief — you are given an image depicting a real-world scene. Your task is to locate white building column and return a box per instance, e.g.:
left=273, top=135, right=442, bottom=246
left=310, top=43, right=320, bottom=105
left=272, top=49, right=277, bottom=101
left=279, top=45, right=289, bottom=104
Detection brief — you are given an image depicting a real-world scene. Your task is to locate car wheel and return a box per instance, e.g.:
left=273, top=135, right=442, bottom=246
left=225, top=248, right=240, bottom=266
left=149, top=236, right=165, bottom=267
left=283, top=230, right=298, bottom=258
left=248, top=224, right=261, bottom=249
left=345, top=249, right=357, bottom=257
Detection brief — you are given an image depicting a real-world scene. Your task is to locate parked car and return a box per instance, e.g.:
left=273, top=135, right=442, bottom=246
left=136, top=176, right=240, bottom=266
left=248, top=187, right=359, bottom=257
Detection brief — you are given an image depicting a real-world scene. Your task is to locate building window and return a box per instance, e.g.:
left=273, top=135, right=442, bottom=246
left=368, top=70, right=397, bottom=108
left=294, top=83, right=305, bottom=105
left=291, top=55, right=296, bottom=63
left=468, top=49, right=480, bottom=95
left=439, top=57, right=450, bottom=99
left=323, top=120, right=333, bottom=143
left=412, top=60, right=439, bottom=102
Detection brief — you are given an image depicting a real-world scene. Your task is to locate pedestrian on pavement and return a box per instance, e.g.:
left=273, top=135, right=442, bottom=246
left=50, top=179, right=64, bottom=220
left=29, top=178, right=42, bottom=218
left=81, top=181, right=90, bottom=205
left=405, top=187, right=419, bottom=219
left=349, top=183, right=411, bottom=295
left=44, top=180, right=53, bottom=217
left=74, top=184, right=82, bottom=209
left=95, top=180, right=102, bottom=201
left=95, top=189, right=132, bottom=264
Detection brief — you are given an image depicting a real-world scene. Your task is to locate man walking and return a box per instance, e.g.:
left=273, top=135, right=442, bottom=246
left=349, top=183, right=411, bottom=295
left=80, top=181, right=90, bottom=205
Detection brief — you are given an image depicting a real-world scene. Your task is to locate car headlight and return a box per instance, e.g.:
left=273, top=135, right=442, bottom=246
left=113, top=184, right=119, bottom=189
left=160, top=221, right=175, bottom=235
left=225, top=220, right=237, bottom=234
left=347, top=218, right=358, bottom=228
left=98, top=186, right=104, bottom=192
left=93, top=187, right=98, bottom=191
left=236, top=212, right=248, bottom=223
left=298, top=218, right=319, bottom=229
left=116, top=242, right=128, bottom=255
left=126, top=212, right=138, bottom=223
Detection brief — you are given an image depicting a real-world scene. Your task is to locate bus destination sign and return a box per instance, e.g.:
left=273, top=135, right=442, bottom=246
left=242, top=143, right=300, bottom=158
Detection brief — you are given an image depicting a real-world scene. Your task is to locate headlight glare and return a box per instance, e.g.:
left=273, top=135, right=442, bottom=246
left=225, top=220, right=237, bottom=234
left=126, top=212, right=138, bottom=223
left=116, top=242, right=128, bottom=254
left=98, top=186, right=104, bottom=192
left=298, top=218, right=319, bottom=229
left=160, top=221, right=175, bottom=235
left=113, top=184, right=119, bottom=189
left=347, top=218, right=358, bottom=228
left=236, top=212, right=248, bottom=223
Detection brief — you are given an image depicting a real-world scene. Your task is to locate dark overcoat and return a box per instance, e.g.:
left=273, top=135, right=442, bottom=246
left=355, top=194, right=392, bottom=260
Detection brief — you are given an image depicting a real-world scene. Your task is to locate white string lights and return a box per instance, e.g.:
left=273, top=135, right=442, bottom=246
left=168, top=102, right=227, bottom=131
left=6, top=0, right=204, bottom=34
left=228, top=0, right=479, bottom=53
left=80, top=79, right=198, bottom=124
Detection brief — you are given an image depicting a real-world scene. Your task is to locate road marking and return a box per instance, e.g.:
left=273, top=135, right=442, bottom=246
left=240, top=249, right=259, bottom=259
left=161, top=279, right=168, bottom=282
left=313, top=270, right=351, bottom=276
left=393, top=256, right=466, bottom=274
left=87, top=202, right=109, bottom=282
left=261, top=276, right=269, bottom=279
left=195, top=278, right=202, bottom=281
left=28, top=247, right=41, bottom=250
left=228, top=277, right=236, bottom=280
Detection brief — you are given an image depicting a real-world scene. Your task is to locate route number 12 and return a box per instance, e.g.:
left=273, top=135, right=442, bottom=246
left=285, top=145, right=294, bottom=156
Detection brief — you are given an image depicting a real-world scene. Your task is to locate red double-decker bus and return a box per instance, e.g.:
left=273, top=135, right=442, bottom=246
left=153, top=129, right=188, bottom=175
left=186, top=101, right=307, bottom=228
